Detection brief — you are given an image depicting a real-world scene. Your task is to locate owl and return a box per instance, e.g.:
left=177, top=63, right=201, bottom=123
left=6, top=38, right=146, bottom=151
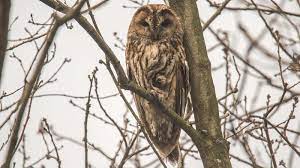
left=126, top=4, right=189, bottom=164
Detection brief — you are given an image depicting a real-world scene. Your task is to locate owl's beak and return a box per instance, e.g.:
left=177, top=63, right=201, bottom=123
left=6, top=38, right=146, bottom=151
left=151, top=27, right=159, bottom=41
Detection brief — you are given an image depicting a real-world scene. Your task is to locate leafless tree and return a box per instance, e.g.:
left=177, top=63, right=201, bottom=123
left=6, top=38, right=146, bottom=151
left=1, top=0, right=300, bottom=168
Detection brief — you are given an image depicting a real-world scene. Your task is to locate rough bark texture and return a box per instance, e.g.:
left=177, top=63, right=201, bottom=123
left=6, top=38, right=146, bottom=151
left=0, top=0, right=10, bottom=84
left=168, top=1, right=232, bottom=168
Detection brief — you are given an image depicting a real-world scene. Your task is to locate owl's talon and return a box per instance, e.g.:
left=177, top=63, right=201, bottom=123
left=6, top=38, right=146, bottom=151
left=149, top=90, right=164, bottom=102
left=149, top=90, right=157, bottom=98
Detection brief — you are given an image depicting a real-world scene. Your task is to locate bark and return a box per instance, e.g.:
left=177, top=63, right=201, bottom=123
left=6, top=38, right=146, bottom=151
left=168, top=1, right=232, bottom=168
left=0, top=0, right=10, bottom=84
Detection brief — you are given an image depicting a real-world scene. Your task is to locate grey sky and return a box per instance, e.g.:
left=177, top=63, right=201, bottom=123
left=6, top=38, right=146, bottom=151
left=1, top=0, right=300, bottom=167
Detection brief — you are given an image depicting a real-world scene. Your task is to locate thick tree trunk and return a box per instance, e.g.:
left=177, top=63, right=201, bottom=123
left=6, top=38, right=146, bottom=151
left=0, top=0, right=10, bottom=84
left=168, top=1, right=232, bottom=168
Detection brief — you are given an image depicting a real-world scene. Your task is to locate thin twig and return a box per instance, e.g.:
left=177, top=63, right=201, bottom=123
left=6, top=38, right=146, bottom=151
left=43, top=119, right=62, bottom=168
left=84, top=71, right=94, bottom=168
left=202, top=0, right=231, bottom=30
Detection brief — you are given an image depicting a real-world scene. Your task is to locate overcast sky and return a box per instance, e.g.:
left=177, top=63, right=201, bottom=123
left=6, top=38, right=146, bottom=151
left=1, top=0, right=300, bottom=167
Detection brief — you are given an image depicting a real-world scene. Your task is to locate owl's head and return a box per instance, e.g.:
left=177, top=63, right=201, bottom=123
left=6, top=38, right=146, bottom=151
left=128, top=4, right=183, bottom=42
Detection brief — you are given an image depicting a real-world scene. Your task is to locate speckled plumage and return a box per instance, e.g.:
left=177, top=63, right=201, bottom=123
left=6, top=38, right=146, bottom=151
left=126, top=4, right=189, bottom=163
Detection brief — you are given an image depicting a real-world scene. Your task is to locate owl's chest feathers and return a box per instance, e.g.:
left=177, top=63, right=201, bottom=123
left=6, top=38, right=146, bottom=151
left=132, top=41, right=178, bottom=90
left=137, top=41, right=177, bottom=69
left=144, top=43, right=170, bottom=68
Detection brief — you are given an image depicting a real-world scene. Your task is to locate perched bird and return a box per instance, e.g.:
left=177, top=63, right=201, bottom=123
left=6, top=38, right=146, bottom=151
left=125, top=4, right=189, bottom=164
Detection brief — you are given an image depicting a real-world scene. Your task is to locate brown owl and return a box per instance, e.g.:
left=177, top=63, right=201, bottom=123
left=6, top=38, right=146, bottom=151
left=126, top=4, right=189, bottom=164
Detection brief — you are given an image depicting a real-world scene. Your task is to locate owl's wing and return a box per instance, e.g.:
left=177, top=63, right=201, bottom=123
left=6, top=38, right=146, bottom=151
left=175, top=60, right=189, bottom=117
left=125, top=44, right=133, bottom=82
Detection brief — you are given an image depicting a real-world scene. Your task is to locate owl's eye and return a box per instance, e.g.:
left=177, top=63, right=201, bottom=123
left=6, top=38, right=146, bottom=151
left=140, top=20, right=149, bottom=27
left=161, top=19, right=172, bottom=27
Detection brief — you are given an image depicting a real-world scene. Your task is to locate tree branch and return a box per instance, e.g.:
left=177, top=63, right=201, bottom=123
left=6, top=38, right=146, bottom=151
left=1, top=1, right=86, bottom=167
left=0, top=0, right=10, bottom=83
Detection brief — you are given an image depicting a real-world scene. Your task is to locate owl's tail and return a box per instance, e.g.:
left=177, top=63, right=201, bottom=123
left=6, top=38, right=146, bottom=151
left=167, top=145, right=182, bottom=166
